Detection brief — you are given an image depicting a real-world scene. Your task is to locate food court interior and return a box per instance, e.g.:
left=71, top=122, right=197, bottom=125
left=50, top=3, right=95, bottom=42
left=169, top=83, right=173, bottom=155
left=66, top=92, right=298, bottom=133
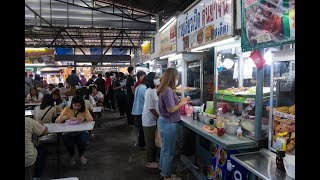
left=25, top=0, right=295, bottom=180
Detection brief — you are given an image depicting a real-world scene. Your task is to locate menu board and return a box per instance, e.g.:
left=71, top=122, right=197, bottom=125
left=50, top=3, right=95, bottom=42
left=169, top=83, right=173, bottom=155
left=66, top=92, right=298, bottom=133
left=177, top=0, right=233, bottom=52
left=241, top=0, right=295, bottom=51
left=160, top=19, right=177, bottom=56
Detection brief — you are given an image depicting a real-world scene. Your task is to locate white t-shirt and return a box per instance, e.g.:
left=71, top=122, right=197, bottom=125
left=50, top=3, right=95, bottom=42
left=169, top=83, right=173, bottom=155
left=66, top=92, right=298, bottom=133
left=91, top=91, right=104, bottom=103
left=25, top=92, right=44, bottom=102
left=142, top=88, right=159, bottom=127
left=25, top=117, right=46, bottom=167
left=89, top=95, right=96, bottom=106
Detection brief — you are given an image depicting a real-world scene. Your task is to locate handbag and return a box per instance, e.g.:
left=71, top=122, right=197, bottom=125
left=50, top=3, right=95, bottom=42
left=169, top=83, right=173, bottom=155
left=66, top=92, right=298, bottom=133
left=155, top=128, right=162, bottom=148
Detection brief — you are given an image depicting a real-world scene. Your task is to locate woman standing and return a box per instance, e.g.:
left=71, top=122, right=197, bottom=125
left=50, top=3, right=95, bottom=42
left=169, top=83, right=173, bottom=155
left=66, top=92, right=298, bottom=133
left=142, top=72, right=160, bottom=168
left=157, top=68, right=190, bottom=180
left=55, top=96, right=93, bottom=166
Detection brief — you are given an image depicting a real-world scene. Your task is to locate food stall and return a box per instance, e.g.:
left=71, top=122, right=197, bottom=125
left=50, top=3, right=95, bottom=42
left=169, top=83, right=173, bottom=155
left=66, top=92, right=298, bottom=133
left=171, top=0, right=263, bottom=179
left=168, top=52, right=203, bottom=105
left=229, top=0, right=295, bottom=179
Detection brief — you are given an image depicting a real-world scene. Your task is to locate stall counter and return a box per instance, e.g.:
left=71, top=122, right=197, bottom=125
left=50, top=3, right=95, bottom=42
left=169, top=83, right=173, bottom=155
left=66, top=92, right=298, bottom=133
left=180, top=115, right=257, bottom=150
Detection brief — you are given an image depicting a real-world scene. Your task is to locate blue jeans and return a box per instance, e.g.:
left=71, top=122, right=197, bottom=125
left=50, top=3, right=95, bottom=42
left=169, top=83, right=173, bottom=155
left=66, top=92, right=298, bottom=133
left=62, top=131, right=89, bottom=157
left=158, top=116, right=177, bottom=177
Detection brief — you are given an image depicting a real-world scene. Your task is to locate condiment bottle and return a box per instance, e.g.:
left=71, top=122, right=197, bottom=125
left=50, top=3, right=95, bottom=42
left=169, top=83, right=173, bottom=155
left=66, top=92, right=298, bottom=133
left=209, top=119, right=215, bottom=130
left=217, top=120, right=225, bottom=136
left=275, top=132, right=287, bottom=171
left=237, top=126, right=243, bottom=139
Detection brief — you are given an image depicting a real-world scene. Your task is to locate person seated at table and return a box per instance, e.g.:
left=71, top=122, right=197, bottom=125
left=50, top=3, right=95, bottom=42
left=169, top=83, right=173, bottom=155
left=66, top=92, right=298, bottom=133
left=36, top=82, right=50, bottom=96
left=89, top=85, right=104, bottom=107
left=51, top=89, right=68, bottom=113
left=34, top=94, right=57, bottom=124
left=76, top=88, right=94, bottom=112
left=57, top=83, right=67, bottom=98
left=47, top=84, right=55, bottom=94
left=25, top=117, right=48, bottom=180
left=55, top=96, right=93, bottom=166
left=25, top=87, right=44, bottom=103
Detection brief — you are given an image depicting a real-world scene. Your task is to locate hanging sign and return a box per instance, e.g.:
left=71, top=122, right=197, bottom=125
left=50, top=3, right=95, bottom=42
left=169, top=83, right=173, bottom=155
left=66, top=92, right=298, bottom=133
left=249, top=50, right=266, bottom=69
left=241, top=0, right=295, bottom=51
left=177, top=0, right=233, bottom=52
left=160, top=19, right=177, bottom=56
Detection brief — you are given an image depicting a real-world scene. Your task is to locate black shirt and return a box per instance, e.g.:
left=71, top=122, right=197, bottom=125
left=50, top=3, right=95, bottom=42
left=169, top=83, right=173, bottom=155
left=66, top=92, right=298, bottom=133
left=94, top=77, right=106, bottom=94
left=126, top=75, right=135, bottom=96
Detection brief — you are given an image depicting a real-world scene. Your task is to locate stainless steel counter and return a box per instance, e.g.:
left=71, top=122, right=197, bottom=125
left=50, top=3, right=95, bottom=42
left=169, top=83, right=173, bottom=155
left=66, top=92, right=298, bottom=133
left=231, top=149, right=294, bottom=180
left=180, top=115, right=257, bottom=150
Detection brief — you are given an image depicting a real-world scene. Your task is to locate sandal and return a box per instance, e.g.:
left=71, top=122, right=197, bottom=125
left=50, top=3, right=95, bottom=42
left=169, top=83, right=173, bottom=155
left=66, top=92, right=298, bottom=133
left=146, top=162, right=159, bottom=169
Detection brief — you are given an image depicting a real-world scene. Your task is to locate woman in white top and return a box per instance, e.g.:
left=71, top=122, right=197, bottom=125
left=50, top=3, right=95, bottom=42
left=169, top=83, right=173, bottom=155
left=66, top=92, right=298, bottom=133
left=142, top=72, right=160, bottom=169
left=34, top=94, right=57, bottom=124
left=25, top=87, right=44, bottom=103
left=90, top=85, right=104, bottom=107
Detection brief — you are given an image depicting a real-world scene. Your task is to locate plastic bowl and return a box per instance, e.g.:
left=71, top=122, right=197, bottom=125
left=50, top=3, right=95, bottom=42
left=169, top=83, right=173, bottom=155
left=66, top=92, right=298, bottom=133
left=66, top=119, right=80, bottom=125
left=224, top=123, right=238, bottom=135
left=283, top=154, right=295, bottom=179
left=203, top=116, right=211, bottom=125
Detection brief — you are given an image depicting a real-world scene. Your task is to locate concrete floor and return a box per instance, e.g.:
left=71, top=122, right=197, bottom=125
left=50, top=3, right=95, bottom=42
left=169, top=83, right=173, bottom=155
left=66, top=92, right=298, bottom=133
left=41, top=110, right=196, bottom=180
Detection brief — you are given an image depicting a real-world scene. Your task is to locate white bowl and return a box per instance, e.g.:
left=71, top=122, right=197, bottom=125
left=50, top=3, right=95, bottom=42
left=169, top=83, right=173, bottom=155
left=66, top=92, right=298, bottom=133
left=225, top=123, right=238, bottom=135
left=283, top=154, right=295, bottom=179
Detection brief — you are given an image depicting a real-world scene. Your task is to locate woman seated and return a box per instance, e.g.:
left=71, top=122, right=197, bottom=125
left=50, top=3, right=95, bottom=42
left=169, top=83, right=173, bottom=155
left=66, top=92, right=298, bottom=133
left=76, top=88, right=94, bottom=112
left=25, top=87, right=44, bottom=103
left=51, top=89, right=68, bottom=113
left=34, top=94, right=57, bottom=124
left=89, top=85, right=104, bottom=107
left=55, top=96, right=93, bottom=166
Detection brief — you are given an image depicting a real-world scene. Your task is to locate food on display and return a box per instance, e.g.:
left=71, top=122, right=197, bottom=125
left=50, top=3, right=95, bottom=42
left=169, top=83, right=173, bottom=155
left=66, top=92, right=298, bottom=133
left=211, top=143, right=217, bottom=159
left=218, top=148, right=227, bottom=167
left=197, top=29, right=204, bottom=44
left=207, top=164, right=214, bottom=179
left=175, top=85, right=199, bottom=94
left=273, top=119, right=295, bottom=152
left=275, top=104, right=295, bottom=115
left=205, top=25, right=214, bottom=41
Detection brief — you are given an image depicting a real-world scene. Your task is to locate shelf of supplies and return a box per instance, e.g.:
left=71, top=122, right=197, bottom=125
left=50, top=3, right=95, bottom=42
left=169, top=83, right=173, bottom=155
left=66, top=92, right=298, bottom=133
left=273, top=110, right=295, bottom=120
left=215, top=93, right=270, bottom=104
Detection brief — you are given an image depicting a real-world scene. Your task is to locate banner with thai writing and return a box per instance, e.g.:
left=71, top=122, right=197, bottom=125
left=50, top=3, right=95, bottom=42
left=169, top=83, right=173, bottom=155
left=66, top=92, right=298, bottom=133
left=160, top=19, right=177, bottom=56
left=141, top=41, right=151, bottom=62
left=177, top=0, right=233, bottom=52
left=25, top=48, right=55, bottom=64
left=241, top=0, right=295, bottom=52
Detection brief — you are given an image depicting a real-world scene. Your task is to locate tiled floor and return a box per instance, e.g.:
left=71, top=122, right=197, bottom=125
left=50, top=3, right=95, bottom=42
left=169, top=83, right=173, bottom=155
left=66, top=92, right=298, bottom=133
left=41, top=110, right=196, bottom=180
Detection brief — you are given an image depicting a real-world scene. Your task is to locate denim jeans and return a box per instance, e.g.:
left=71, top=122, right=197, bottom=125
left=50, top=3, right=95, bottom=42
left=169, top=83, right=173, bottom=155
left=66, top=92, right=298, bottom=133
left=158, top=116, right=177, bottom=177
left=62, top=131, right=89, bottom=157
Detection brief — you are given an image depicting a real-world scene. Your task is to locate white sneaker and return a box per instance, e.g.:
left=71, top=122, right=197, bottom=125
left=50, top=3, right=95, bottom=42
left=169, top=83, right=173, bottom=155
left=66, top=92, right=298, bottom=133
left=80, top=155, right=87, bottom=165
left=70, top=155, right=76, bottom=166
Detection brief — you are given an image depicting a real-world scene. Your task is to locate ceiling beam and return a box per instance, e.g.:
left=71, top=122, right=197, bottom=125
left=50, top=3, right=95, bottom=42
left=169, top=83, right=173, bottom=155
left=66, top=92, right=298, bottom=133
left=25, top=44, right=139, bottom=48
left=52, top=0, right=154, bottom=25
left=25, top=25, right=156, bottom=31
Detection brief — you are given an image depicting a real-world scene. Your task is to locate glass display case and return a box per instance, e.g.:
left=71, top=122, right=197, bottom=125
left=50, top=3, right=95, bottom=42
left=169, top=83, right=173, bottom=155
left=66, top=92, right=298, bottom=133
left=169, top=53, right=203, bottom=105
left=214, top=41, right=271, bottom=140
left=268, top=49, right=295, bottom=155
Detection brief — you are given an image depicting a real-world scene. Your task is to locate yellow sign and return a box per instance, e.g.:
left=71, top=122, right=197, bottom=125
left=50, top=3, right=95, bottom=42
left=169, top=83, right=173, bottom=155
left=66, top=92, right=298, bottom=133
left=141, top=41, right=150, bottom=55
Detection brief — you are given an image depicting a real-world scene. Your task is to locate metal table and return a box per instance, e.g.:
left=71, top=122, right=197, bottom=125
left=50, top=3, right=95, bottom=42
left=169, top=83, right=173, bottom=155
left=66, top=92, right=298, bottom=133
left=180, top=115, right=257, bottom=150
left=43, top=121, right=95, bottom=178
left=231, top=149, right=294, bottom=180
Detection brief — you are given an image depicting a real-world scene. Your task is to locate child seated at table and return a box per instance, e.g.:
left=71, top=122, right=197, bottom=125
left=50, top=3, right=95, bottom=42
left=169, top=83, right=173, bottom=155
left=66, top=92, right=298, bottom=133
left=55, top=96, right=93, bottom=166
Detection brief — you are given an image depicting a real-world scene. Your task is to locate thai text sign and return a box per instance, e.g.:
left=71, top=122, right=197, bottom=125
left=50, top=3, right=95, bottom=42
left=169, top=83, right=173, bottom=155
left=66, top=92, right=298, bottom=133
left=241, top=0, right=295, bottom=51
left=160, top=19, right=177, bottom=56
left=177, top=0, right=233, bottom=52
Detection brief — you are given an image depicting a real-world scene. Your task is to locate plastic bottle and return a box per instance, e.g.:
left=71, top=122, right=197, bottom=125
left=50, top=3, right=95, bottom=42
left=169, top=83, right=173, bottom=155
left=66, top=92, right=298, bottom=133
left=237, top=126, right=243, bottom=139
left=275, top=132, right=287, bottom=171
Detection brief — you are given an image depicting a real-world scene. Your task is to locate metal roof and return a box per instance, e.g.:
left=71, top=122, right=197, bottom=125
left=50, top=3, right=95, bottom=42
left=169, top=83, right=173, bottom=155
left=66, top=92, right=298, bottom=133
left=25, top=0, right=196, bottom=49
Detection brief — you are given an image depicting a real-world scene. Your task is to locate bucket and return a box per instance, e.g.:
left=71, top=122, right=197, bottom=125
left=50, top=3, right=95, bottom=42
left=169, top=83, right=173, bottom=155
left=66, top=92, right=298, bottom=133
left=283, top=154, right=295, bottom=179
